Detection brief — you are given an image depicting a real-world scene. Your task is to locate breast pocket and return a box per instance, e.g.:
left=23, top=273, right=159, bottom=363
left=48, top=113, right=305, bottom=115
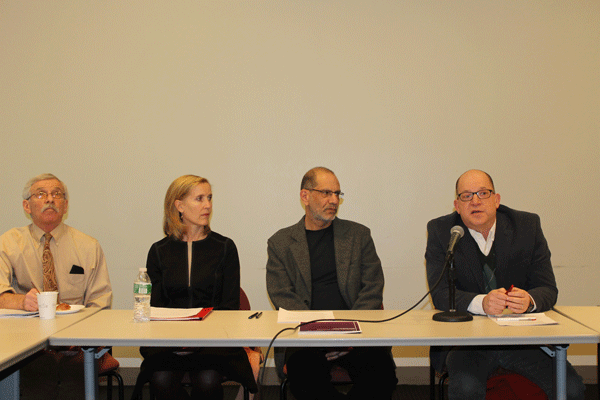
left=58, top=272, right=86, bottom=304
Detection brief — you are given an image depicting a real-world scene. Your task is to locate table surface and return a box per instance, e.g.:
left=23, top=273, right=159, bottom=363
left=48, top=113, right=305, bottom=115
left=49, top=309, right=600, bottom=348
left=0, top=307, right=100, bottom=372
left=554, top=306, right=600, bottom=333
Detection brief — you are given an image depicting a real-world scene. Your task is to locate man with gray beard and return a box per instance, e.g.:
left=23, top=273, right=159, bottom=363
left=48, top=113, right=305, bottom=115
left=266, top=167, right=397, bottom=400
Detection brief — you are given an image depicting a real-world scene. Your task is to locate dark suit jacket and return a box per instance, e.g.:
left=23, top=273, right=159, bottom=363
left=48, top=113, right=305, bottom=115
left=266, top=216, right=384, bottom=311
left=425, top=204, right=558, bottom=372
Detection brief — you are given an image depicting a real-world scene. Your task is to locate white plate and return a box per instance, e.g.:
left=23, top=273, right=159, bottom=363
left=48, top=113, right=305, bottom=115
left=56, top=304, right=85, bottom=315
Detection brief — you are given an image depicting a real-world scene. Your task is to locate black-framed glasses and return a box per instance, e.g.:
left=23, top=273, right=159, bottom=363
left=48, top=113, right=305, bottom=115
left=307, top=189, right=344, bottom=200
left=28, top=191, right=65, bottom=200
left=457, top=189, right=494, bottom=202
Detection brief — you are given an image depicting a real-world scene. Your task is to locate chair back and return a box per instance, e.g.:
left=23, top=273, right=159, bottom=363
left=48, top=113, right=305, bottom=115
left=240, top=288, right=251, bottom=311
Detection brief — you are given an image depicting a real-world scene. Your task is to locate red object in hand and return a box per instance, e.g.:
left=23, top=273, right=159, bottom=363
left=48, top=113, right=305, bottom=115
left=507, top=285, right=515, bottom=294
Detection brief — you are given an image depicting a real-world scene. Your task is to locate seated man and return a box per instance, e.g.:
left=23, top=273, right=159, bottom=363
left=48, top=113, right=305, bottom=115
left=0, top=173, right=112, bottom=400
left=425, top=169, right=584, bottom=400
left=266, top=167, right=398, bottom=400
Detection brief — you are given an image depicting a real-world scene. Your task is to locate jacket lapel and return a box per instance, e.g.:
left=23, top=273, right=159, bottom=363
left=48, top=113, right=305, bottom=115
left=333, top=219, right=350, bottom=295
left=289, top=217, right=312, bottom=298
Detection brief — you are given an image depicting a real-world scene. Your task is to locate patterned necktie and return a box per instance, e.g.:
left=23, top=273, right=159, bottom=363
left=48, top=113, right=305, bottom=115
left=42, top=233, right=58, bottom=292
left=483, top=261, right=498, bottom=293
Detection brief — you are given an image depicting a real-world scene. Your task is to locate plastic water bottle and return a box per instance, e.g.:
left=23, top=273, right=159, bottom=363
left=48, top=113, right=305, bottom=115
left=133, top=267, right=151, bottom=322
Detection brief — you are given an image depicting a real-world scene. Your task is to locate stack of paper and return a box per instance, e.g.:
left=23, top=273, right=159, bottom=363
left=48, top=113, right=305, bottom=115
left=150, top=307, right=213, bottom=321
left=0, top=309, right=38, bottom=318
left=488, top=313, right=557, bottom=326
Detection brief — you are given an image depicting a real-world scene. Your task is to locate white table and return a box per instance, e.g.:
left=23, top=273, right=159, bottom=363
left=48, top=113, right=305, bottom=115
left=0, top=307, right=100, bottom=399
left=50, top=309, right=600, bottom=400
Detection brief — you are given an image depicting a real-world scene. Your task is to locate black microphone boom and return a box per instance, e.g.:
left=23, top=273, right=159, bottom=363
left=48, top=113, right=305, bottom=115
left=433, top=225, right=473, bottom=322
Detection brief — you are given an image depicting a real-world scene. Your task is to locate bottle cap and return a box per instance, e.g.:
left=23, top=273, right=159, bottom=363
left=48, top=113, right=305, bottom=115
left=139, top=267, right=147, bottom=272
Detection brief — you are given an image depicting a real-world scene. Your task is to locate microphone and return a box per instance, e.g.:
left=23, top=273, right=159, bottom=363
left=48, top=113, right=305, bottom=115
left=433, top=224, right=472, bottom=322
left=446, top=225, right=464, bottom=256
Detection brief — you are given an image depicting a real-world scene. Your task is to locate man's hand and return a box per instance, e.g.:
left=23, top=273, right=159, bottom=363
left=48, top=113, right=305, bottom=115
left=483, top=288, right=511, bottom=315
left=23, top=288, right=39, bottom=311
left=484, top=287, right=532, bottom=315
left=505, top=287, right=531, bottom=314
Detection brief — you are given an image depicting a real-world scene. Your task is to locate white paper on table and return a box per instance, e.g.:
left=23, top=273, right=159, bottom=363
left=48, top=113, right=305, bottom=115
left=0, top=309, right=39, bottom=318
left=488, top=312, right=557, bottom=326
left=277, top=308, right=335, bottom=323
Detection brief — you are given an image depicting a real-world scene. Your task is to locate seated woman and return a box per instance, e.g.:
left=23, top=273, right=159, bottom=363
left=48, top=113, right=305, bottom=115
left=132, top=175, right=257, bottom=400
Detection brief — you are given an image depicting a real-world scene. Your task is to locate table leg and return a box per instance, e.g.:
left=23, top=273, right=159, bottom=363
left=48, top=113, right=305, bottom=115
left=0, top=370, right=19, bottom=400
left=554, top=345, right=568, bottom=400
left=541, top=344, right=568, bottom=400
left=82, top=347, right=99, bottom=400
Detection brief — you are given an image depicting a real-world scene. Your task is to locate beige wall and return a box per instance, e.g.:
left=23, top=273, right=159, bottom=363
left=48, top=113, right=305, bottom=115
left=1, top=1, right=598, bottom=321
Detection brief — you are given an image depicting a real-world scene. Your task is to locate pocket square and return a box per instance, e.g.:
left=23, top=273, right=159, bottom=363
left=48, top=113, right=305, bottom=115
left=70, top=265, right=84, bottom=274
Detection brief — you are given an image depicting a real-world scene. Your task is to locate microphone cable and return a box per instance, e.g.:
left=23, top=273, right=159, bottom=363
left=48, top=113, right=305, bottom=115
left=257, top=262, right=450, bottom=386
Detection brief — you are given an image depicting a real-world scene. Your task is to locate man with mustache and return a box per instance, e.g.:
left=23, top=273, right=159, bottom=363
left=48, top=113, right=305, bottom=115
left=0, top=173, right=112, bottom=399
left=425, top=169, right=584, bottom=400
left=266, top=167, right=397, bottom=400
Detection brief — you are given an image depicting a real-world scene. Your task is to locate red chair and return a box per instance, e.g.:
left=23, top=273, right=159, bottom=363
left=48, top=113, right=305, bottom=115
left=98, top=349, right=125, bottom=400
left=65, top=346, right=123, bottom=400
left=430, top=365, right=548, bottom=400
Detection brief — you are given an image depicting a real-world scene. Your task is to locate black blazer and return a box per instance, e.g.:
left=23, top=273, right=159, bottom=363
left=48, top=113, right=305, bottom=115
left=146, top=232, right=240, bottom=310
left=425, top=204, right=558, bottom=371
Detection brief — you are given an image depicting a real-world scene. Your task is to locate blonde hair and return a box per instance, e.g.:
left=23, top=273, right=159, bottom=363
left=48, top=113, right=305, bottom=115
left=163, top=175, right=211, bottom=240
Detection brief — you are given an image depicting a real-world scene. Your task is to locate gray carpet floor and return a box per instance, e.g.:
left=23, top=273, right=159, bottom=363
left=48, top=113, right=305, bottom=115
left=102, top=384, right=599, bottom=400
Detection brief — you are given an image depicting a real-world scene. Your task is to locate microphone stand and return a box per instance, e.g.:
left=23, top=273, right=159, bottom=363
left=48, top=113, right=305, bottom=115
left=433, top=252, right=473, bottom=322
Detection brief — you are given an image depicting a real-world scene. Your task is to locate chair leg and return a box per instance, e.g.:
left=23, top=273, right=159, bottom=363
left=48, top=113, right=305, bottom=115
left=280, top=377, right=288, bottom=400
left=430, top=365, right=435, bottom=400
left=102, top=371, right=125, bottom=400
left=107, top=374, right=112, bottom=400
left=439, top=372, right=448, bottom=400
left=116, top=372, right=124, bottom=400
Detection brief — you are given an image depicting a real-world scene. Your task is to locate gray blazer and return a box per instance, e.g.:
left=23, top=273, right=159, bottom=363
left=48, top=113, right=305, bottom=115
left=266, top=216, right=384, bottom=311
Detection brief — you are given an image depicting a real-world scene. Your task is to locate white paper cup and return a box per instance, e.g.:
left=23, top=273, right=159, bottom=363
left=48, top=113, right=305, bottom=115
left=37, top=291, right=58, bottom=319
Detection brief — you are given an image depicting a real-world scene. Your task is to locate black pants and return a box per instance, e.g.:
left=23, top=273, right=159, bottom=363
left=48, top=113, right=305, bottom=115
left=20, top=351, right=84, bottom=400
left=285, top=347, right=397, bottom=400
left=445, top=346, right=585, bottom=400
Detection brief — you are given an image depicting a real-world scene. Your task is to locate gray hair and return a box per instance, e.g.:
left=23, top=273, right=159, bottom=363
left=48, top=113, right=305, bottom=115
left=22, top=173, right=69, bottom=200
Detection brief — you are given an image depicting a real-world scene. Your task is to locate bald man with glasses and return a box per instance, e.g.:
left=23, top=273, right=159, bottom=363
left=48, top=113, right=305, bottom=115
left=425, top=169, right=584, bottom=400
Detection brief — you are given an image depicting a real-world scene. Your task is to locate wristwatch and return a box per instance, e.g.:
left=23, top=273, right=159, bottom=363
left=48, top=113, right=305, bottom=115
left=526, top=302, right=534, bottom=313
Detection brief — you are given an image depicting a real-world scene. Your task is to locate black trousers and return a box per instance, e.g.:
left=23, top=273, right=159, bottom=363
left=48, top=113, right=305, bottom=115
left=20, top=351, right=84, bottom=400
left=445, top=346, right=585, bottom=400
left=285, top=347, right=397, bottom=400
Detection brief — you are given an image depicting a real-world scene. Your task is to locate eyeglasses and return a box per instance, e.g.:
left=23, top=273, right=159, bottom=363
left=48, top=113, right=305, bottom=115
left=307, top=189, right=344, bottom=199
left=457, top=189, right=494, bottom=202
left=28, top=191, right=65, bottom=200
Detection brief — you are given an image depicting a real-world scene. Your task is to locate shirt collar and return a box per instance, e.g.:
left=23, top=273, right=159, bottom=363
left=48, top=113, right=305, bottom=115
left=468, top=220, right=496, bottom=256
left=30, top=223, right=66, bottom=244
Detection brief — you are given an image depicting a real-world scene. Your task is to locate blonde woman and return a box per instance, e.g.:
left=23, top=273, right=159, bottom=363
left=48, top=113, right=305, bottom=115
left=132, top=175, right=257, bottom=400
